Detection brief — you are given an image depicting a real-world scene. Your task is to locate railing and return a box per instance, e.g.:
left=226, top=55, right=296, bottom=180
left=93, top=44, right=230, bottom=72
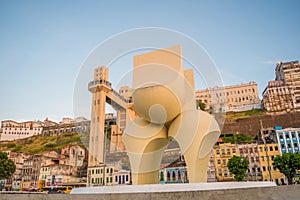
left=88, top=79, right=112, bottom=88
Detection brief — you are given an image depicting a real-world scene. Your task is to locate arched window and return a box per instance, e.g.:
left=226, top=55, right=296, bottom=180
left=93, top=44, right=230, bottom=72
left=178, top=171, right=181, bottom=181
left=167, top=171, right=170, bottom=181
left=172, top=171, right=176, bottom=181
left=160, top=171, right=164, bottom=181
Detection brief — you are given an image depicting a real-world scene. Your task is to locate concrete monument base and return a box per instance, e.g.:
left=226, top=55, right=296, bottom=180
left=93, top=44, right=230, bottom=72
left=71, top=182, right=276, bottom=194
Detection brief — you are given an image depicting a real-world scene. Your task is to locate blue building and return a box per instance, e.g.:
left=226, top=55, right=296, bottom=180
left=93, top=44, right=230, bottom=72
left=275, top=127, right=300, bottom=155
left=159, top=159, right=188, bottom=184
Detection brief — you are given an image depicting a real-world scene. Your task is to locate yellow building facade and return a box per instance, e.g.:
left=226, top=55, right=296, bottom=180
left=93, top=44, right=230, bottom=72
left=213, top=143, right=238, bottom=181
left=257, top=143, right=286, bottom=184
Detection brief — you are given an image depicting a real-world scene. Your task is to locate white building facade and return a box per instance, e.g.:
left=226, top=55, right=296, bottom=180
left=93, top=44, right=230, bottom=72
left=0, top=120, right=43, bottom=141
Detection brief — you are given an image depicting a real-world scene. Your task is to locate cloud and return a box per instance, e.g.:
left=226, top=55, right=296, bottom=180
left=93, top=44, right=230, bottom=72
left=261, top=60, right=279, bottom=65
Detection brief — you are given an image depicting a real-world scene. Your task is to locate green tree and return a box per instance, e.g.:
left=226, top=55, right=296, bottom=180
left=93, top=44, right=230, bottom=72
left=0, top=151, right=16, bottom=180
left=196, top=100, right=206, bottom=111
left=273, top=153, right=300, bottom=185
left=227, top=155, right=249, bottom=181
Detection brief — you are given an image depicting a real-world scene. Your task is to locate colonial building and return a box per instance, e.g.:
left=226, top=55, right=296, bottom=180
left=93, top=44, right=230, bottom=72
left=257, top=143, right=286, bottom=185
left=60, top=144, right=86, bottom=167
left=5, top=151, right=30, bottom=190
left=87, top=163, right=130, bottom=186
left=262, top=60, right=300, bottom=112
left=275, top=127, right=300, bottom=155
left=159, top=158, right=188, bottom=184
left=0, top=120, right=43, bottom=141
left=237, top=143, right=262, bottom=181
left=21, top=155, right=47, bottom=190
left=213, top=143, right=238, bottom=182
left=42, top=117, right=90, bottom=135
left=195, top=81, right=261, bottom=112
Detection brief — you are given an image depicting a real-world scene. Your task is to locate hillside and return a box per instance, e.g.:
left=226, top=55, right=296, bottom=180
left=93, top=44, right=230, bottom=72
left=0, top=132, right=86, bottom=154
left=225, top=109, right=266, bottom=121
left=1, top=110, right=300, bottom=154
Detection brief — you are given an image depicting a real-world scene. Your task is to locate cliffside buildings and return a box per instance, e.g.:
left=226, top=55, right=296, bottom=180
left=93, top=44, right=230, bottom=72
left=262, top=61, right=300, bottom=112
left=0, top=120, right=43, bottom=141
left=195, top=81, right=261, bottom=112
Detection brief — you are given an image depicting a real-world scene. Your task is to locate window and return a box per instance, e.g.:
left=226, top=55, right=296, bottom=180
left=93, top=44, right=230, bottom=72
left=279, top=135, right=283, bottom=139
left=172, top=171, right=176, bottom=181
left=216, top=150, right=220, bottom=155
left=257, top=168, right=261, bottom=172
left=270, top=146, right=273, bottom=151
left=218, top=169, right=222, bottom=176
left=223, top=159, right=226, bottom=165
left=294, top=143, right=298, bottom=148
left=92, top=170, right=94, bottom=174
left=178, top=171, right=181, bottom=180
left=217, top=160, right=221, bottom=165
left=224, top=169, right=228, bottom=177
left=110, top=177, right=112, bottom=183
left=232, top=148, right=236, bottom=153
left=227, top=149, right=230, bottom=155
left=275, top=146, right=278, bottom=151
left=221, top=149, right=225, bottom=155
left=292, top=132, right=296, bottom=138
left=261, top=156, right=264, bottom=161
left=262, top=166, right=266, bottom=171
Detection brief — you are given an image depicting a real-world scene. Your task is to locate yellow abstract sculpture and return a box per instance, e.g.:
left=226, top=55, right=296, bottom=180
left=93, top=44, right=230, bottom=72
left=123, top=45, right=221, bottom=185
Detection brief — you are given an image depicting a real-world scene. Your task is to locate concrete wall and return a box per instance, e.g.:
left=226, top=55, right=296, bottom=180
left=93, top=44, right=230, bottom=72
left=1, top=185, right=300, bottom=200
left=222, top=112, right=300, bottom=137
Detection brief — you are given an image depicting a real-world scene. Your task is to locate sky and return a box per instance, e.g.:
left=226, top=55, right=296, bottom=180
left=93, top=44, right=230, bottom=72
left=0, top=0, right=300, bottom=122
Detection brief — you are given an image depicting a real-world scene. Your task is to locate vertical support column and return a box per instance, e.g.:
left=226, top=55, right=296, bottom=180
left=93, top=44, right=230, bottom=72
left=89, top=89, right=107, bottom=166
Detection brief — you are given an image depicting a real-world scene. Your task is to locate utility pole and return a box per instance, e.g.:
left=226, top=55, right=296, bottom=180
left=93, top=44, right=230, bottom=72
left=260, top=120, right=273, bottom=181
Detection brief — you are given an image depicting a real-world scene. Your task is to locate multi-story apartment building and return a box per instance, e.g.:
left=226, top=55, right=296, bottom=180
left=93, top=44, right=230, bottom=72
left=21, top=155, right=44, bottom=190
left=262, top=61, right=300, bottom=112
left=257, top=143, right=286, bottom=185
left=276, top=61, right=300, bottom=109
left=275, top=127, right=300, bottom=155
left=237, top=143, right=262, bottom=181
left=213, top=143, right=238, bottom=181
left=0, top=120, right=43, bottom=141
left=196, top=81, right=261, bottom=112
left=262, top=80, right=295, bottom=112
left=6, top=152, right=30, bottom=190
